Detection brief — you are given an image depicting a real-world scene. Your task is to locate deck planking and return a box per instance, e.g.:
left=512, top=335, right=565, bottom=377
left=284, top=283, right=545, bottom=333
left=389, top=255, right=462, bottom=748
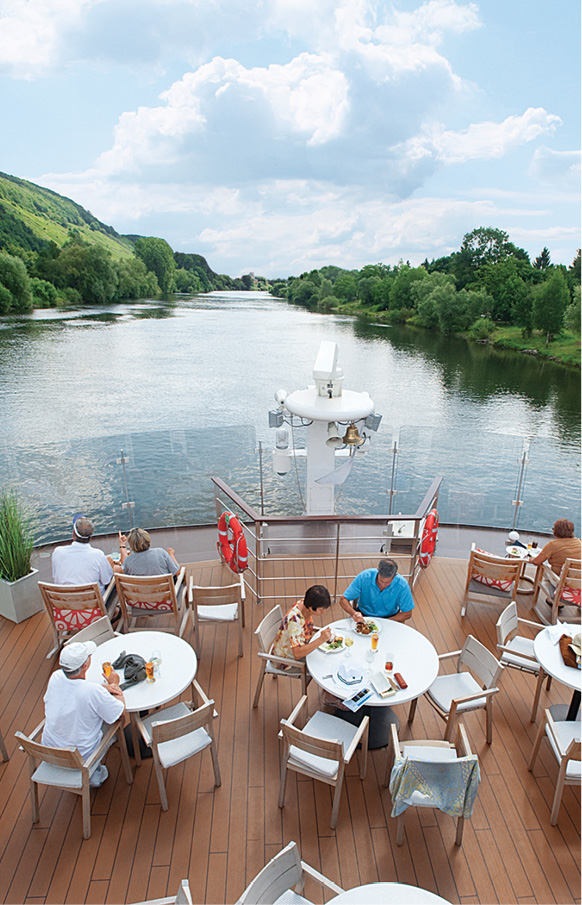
left=0, top=553, right=579, bottom=905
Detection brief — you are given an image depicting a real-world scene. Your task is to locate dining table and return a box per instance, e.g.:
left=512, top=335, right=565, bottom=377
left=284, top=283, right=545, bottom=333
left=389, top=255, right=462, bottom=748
left=85, top=630, right=198, bottom=765
left=533, top=623, right=581, bottom=722
left=505, top=543, right=536, bottom=594
left=329, top=881, right=451, bottom=903
left=306, top=618, right=439, bottom=749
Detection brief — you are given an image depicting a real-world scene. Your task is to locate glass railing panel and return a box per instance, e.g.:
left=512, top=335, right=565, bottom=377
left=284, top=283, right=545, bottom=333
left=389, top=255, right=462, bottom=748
left=517, top=436, right=581, bottom=534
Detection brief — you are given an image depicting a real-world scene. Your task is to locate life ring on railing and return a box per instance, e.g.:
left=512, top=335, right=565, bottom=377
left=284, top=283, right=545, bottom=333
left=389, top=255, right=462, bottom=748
left=419, top=509, right=438, bottom=568
left=217, top=511, right=249, bottom=574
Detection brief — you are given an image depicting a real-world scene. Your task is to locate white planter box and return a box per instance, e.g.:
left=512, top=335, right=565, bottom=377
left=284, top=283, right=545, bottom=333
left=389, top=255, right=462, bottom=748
left=0, top=568, right=41, bottom=623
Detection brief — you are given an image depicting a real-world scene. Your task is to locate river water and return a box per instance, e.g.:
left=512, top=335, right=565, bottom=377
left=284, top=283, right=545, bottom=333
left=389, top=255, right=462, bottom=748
left=0, top=291, right=579, bottom=543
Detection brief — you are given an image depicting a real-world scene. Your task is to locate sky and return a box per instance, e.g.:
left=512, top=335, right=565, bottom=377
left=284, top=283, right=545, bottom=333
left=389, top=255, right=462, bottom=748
left=0, top=0, right=579, bottom=279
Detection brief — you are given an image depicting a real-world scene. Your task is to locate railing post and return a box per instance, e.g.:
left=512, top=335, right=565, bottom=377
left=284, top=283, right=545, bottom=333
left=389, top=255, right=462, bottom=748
left=511, top=439, right=530, bottom=530
left=387, top=436, right=399, bottom=516
left=333, top=522, right=341, bottom=603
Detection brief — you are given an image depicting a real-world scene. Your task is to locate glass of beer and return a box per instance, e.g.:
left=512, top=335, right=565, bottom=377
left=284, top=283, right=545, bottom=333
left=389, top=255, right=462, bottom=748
left=102, top=661, right=112, bottom=679
left=145, top=661, right=155, bottom=683
left=371, top=632, right=379, bottom=652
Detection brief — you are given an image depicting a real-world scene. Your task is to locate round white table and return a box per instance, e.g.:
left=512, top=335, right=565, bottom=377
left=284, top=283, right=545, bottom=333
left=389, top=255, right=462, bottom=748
left=330, top=881, right=451, bottom=903
left=533, top=624, right=581, bottom=721
left=505, top=545, right=535, bottom=594
left=306, top=618, right=439, bottom=748
left=85, top=631, right=198, bottom=763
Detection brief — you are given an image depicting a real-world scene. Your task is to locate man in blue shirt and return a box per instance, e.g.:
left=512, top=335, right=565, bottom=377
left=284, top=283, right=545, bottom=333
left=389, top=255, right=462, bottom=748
left=340, top=559, right=414, bottom=623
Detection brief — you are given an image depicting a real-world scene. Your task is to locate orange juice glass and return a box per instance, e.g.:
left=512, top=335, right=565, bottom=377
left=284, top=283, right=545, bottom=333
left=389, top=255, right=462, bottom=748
left=371, top=632, right=379, bottom=652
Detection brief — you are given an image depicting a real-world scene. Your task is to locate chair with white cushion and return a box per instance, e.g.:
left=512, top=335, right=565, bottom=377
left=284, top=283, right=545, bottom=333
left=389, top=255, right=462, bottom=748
left=187, top=574, right=245, bottom=658
left=495, top=602, right=551, bottom=722
left=252, top=605, right=311, bottom=708
left=533, top=558, right=581, bottom=626
left=236, top=840, right=344, bottom=905
left=528, top=707, right=581, bottom=825
left=15, top=716, right=132, bottom=839
left=386, top=722, right=480, bottom=846
left=408, top=634, right=503, bottom=744
left=135, top=679, right=220, bottom=811
left=461, top=544, right=522, bottom=617
left=278, top=695, right=369, bottom=829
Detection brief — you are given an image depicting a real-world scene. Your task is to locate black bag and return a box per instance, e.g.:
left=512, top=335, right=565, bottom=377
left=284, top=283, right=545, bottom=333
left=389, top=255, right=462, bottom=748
left=111, top=651, right=147, bottom=690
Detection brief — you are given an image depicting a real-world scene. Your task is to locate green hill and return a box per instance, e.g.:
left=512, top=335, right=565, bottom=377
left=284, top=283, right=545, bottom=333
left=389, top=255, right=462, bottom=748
left=0, top=172, right=133, bottom=259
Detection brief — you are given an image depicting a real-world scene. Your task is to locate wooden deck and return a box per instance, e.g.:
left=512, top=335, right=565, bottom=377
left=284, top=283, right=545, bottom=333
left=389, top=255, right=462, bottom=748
left=0, top=554, right=579, bottom=905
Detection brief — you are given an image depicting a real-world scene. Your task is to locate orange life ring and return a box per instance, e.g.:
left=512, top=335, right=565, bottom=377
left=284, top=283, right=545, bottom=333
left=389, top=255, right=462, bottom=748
left=419, top=508, right=438, bottom=568
left=217, top=511, right=248, bottom=574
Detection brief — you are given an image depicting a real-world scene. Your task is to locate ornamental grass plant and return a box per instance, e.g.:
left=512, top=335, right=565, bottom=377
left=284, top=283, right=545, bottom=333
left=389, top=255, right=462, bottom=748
left=0, top=490, right=34, bottom=583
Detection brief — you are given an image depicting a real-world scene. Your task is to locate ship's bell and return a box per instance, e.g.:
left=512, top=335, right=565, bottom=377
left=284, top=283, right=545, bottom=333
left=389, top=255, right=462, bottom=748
left=342, top=423, right=365, bottom=446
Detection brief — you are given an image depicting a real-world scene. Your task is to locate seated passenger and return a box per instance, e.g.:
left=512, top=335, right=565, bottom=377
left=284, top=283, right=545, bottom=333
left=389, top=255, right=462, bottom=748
left=120, top=527, right=180, bottom=578
left=530, top=519, right=581, bottom=575
left=339, top=558, right=414, bottom=624
left=52, top=515, right=116, bottom=593
left=42, top=641, right=125, bottom=787
left=272, top=585, right=332, bottom=663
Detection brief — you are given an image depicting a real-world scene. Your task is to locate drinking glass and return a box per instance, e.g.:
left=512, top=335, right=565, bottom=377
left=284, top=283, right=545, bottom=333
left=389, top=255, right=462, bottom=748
left=371, top=632, right=379, bottom=652
left=150, top=649, right=162, bottom=676
left=384, top=652, right=394, bottom=672
left=102, top=661, right=112, bottom=679
left=344, top=636, right=354, bottom=659
left=145, top=661, right=155, bottom=683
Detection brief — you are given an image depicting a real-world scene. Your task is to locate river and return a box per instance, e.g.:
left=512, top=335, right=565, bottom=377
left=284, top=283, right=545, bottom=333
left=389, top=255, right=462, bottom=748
left=0, top=291, right=579, bottom=543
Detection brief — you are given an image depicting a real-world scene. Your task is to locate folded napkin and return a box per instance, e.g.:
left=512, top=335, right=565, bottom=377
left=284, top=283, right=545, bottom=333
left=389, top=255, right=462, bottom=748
left=336, top=663, right=364, bottom=686
left=547, top=622, right=566, bottom=645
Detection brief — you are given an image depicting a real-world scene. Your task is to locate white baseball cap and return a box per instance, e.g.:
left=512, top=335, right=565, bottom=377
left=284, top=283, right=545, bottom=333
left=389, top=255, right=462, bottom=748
left=60, top=641, right=97, bottom=671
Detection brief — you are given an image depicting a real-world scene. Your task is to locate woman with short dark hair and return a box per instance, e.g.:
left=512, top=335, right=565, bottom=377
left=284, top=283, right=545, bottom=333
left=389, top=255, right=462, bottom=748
left=272, top=585, right=333, bottom=662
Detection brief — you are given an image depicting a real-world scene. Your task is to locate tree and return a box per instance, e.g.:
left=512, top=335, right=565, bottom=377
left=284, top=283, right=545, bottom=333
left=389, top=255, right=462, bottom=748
left=48, top=243, right=118, bottom=304
left=30, top=277, right=57, bottom=308
left=454, top=227, right=530, bottom=288
left=134, top=237, right=176, bottom=294
left=241, top=273, right=253, bottom=290
left=432, top=284, right=474, bottom=334
left=532, top=270, right=569, bottom=344
left=564, top=285, right=581, bottom=334
left=116, top=257, right=160, bottom=299
left=389, top=266, right=427, bottom=311
left=410, top=271, right=455, bottom=328
left=533, top=247, right=551, bottom=270
left=0, top=251, right=33, bottom=312
left=333, top=273, right=357, bottom=302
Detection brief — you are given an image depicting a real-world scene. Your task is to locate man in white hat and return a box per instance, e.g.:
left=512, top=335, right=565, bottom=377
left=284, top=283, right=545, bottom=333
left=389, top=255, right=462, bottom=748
left=42, top=641, right=126, bottom=787
left=51, top=515, right=119, bottom=594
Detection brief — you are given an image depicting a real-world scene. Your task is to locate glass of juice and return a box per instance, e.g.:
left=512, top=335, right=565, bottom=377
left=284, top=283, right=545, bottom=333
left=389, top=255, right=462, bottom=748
left=102, top=661, right=112, bottom=679
left=145, top=661, right=155, bottom=683
left=371, top=632, right=379, bottom=652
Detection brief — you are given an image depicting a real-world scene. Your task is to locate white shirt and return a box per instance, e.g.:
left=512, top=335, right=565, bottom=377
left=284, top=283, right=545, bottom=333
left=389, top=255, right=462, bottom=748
left=52, top=541, right=113, bottom=592
left=42, top=669, right=124, bottom=758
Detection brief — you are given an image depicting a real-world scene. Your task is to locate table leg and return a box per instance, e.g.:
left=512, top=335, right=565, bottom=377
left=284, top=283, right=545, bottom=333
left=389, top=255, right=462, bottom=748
left=566, top=689, right=581, bottom=722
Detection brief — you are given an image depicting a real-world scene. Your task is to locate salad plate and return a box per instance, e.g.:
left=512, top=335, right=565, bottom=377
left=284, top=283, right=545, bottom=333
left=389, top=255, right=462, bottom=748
left=320, top=635, right=345, bottom=653
left=352, top=618, right=382, bottom=635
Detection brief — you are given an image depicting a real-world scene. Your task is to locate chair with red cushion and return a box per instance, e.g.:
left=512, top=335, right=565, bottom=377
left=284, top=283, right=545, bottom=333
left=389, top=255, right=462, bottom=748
left=533, top=558, right=581, bottom=626
left=461, top=544, right=522, bottom=617
left=115, top=570, right=187, bottom=635
left=39, top=580, right=114, bottom=658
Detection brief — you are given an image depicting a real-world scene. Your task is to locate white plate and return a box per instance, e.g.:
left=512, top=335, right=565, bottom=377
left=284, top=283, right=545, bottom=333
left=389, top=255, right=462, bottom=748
left=321, top=636, right=346, bottom=653
left=351, top=618, right=382, bottom=636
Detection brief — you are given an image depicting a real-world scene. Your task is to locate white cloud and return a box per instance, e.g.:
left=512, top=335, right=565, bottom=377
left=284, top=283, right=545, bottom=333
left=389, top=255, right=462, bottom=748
left=529, top=147, right=580, bottom=190
left=397, top=107, right=562, bottom=164
left=0, top=0, right=98, bottom=77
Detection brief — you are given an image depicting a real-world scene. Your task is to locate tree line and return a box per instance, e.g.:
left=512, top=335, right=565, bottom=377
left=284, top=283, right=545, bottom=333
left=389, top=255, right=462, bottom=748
left=0, top=233, right=253, bottom=314
left=270, top=228, right=581, bottom=345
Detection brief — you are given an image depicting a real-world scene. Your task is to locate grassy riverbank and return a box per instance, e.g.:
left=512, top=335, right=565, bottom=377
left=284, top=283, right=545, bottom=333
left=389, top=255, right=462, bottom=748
left=322, top=302, right=581, bottom=369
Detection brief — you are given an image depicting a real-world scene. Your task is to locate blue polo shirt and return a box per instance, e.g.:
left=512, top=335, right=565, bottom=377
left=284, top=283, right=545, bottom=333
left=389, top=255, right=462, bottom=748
left=343, top=569, right=414, bottom=618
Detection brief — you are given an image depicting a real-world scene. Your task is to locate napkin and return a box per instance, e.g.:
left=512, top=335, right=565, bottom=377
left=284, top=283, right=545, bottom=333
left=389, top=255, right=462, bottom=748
left=547, top=622, right=566, bottom=645
left=336, top=663, right=364, bottom=686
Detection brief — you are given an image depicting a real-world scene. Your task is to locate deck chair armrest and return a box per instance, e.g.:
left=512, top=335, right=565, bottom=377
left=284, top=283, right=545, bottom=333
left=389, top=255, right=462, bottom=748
left=192, top=679, right=211, bottom=706
left=103, top=577, right=116, bottom=604
left=497, top=644, right=538, bottom=663
left=29, top=718, right=46, bottom=741
left=84, top=717, right=123, bottom=769
left=544, top=709, right=572, bottom=755
left=456, top=723, right=473, bottom=757
left=516, top=617, right=545, bottom=632
left=452, top=687, right=500, bottom=707
left=238, top=574, right=246, bottom=600
left=438, top=649, right=462, bottom=661
left=300, top=861, right=344, bottom=895
left=174, top=568, right=185, bottom=595
left=390, top=722, right=401, bottom=759
left=257, top=651, right=306, bottom=669
left=284, top=695, right=309, bottom=729
left=343, top=714, right=369, bottom=762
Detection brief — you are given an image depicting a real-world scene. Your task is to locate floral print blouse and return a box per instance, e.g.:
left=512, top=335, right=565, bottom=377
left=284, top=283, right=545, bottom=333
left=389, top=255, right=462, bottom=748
left=272, top=602, right=316, bottom=661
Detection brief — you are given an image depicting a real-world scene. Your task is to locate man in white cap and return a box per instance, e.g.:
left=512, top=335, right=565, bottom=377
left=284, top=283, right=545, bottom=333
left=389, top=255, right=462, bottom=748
left=51, top=514, right=119, bottom=594
left=42, top=641, right=126, bottom=786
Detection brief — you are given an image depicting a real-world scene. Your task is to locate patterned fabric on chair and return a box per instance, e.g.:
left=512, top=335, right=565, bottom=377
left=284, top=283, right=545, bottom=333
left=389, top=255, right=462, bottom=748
left=38, top=581, right=110, bottom=658
left=115, top=570, right=187, bottom=635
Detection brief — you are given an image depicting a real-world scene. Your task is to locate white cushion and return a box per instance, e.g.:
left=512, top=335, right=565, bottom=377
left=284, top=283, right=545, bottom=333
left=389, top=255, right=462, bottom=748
left=427, top=672, right=487, bottom=713
left=273, top=890, right=311, bottom=905
left=546, top=721, right=581, bottom=781
left=402, top=745, right=458, bottom=763
left=140, top=702, right=212, bottom=768
left=500, top=636, right=539, bottom=672
left=288, top=710, right=361, bottom=779
left=266, top=662, right=302, bottom=677
left=32, top=759, right=102, bottom=789
left=197, top=604, right=238, bottom=622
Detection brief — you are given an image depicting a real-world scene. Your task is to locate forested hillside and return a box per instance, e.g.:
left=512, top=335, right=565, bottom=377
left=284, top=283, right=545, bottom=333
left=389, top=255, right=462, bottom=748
left=0, top=172, right=240, bottom=312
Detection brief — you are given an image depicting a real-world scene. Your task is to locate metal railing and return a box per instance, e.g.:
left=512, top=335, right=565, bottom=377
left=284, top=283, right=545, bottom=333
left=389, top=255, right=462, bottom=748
left=212, top=475, right=442, bottom=606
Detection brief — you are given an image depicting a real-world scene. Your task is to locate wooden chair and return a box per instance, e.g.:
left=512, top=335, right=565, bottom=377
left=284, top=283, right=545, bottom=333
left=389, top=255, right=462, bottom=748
left=0, top=725, right=8, bottom=762
left=461, top=544, right=522, bottom=617
left=130, top=879, right=192, bottom=905
left=187, top=574, right=245, bottom=658
left=386, top=723, right=480, bottom=846
left=63, top=614, right=119, bottom=647
left=278, top=695, right=369, bottom=829
left=135, top=679, right=220, bottom=811
left=252, top=605, right=311, bottom=708
left=15, top=717, right=132, bottom=839
left=408, top=634, right=504, bottom=744
left=495, top=602, right=551, bottom=722
left=533, top=558, right=581, bottom=626
left=528, top=708, right=581, bottom=825
left=115, top=570, right=188, bottom=636
left=236, top=840, right=344, bottom=904
left=38, top=579, right=114, bottom=658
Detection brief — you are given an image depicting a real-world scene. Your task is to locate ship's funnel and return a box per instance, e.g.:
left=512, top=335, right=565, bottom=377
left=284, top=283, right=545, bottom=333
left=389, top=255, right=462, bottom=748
left=325, top=422, right=343, bottom=447
left=342, top=423, right=365, bottom=446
